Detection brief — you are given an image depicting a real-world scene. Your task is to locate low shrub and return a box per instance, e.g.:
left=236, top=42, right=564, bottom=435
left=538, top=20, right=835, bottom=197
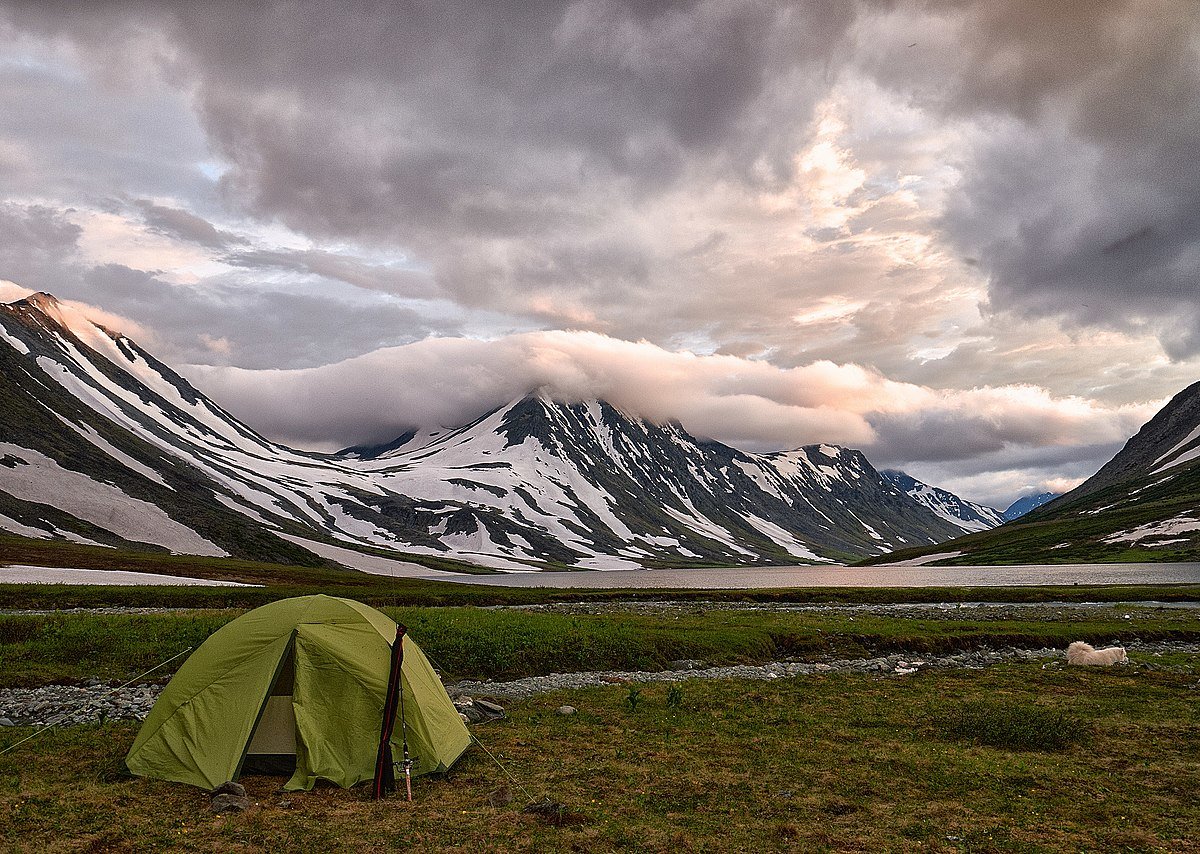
left=940, top=699, right=1087, bottom=751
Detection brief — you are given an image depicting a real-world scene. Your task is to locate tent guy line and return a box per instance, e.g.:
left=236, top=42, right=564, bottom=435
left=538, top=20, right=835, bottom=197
left=0, top=645, right=194, bottom=758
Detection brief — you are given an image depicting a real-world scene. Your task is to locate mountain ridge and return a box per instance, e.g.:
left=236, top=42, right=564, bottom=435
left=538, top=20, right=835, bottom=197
left=863, top=383, right=1200, bottom=566
left=0, top=292, right=988, bottom=572
left=880, top=470, right=1004, bottom=532
left=1002, top=492, right=1060, bottom=521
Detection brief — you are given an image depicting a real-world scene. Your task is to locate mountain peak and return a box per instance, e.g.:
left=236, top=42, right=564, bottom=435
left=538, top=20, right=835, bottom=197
left=881, top=469, right=1004, bottom=533
left=6, top=290, right=73, bottom=332
left=4, top=290, right=127, bottom=343
left=15, top=291, right=61, bottom=310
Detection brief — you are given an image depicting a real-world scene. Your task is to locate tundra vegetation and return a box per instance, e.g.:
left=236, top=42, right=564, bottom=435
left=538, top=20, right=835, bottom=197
left=2, top=581, right=1199, bottom=851
left=1, top=658, right=1197, bottom=852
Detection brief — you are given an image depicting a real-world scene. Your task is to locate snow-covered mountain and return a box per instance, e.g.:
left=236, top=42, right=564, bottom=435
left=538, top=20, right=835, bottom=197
left=866, top=380, right=1200, bottom=565
left=0, top=292, right=973, bottom=571
left=1002, top=492, right=1059, bottom=521
left=881, top=471, right=1004, bottom=533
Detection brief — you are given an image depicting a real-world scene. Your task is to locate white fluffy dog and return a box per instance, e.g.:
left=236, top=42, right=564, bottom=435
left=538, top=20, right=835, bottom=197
left=1066, top=641, right=1128, bottom=666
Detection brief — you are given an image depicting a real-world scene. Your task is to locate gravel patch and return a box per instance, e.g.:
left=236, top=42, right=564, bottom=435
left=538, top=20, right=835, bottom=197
left=489, top=600, right=1200, bottom=621
left=4, top=641, right=1197, bottom=728
left=0, top=679, right=163, bottom=728
left=450, top=639, right=1200, bottom=700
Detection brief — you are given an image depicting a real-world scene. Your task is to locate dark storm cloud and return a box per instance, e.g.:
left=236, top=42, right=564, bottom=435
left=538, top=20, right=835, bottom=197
left=79, top=263, right=449, bottom=368
left=866, top=398, right=1145, bottom=466
left=859, top=0, right=1200, bottom=356
left=0, top=202, right=82, bottom=288
left=7, top=0, right=1195, bottom=358
left=5, top=0, right=859, bottom=330
left=134, top=201, right=241, bottom=249
left=0, top=13, right=211, bottom=206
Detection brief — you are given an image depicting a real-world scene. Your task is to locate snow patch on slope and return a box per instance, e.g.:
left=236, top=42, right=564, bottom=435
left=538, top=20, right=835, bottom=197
left=0, top=442, right=226, bottom=556
left=1103, top=514, right=1200, bottom=545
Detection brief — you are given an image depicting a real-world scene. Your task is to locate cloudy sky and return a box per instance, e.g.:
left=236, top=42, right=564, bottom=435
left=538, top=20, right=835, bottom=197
left=1, top=1, right=1197, bottom=507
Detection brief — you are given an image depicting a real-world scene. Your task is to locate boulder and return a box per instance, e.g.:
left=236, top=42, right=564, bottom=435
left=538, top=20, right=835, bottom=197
left=475, top=699, right=504, bottom=716
left=212, top=781, right=247, bottom=798
left=211, top=793, right=250, bottom=814
left=555, top=706, right=577, bottom=716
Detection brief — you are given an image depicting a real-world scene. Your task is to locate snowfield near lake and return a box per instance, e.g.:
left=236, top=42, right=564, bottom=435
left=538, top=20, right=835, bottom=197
left=1103, top=515, right=1200, bottom=545
left=0, top=565, right=259, bottom=586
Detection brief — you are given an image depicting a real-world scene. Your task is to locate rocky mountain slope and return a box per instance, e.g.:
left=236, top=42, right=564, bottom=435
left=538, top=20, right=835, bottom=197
left=0, top=292, right=976, bottom=571
left=865, top=382, right=1200, bottom=566
left=881, top=471, right=1004, bottom=533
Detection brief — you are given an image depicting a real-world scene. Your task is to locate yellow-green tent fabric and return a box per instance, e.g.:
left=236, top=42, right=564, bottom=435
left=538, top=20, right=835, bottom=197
left=125, top=595, right=470, bottom=791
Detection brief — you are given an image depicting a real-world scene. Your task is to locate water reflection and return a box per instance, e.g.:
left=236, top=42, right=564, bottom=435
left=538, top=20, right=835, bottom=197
left=432, top=563, right=1200, bottom=589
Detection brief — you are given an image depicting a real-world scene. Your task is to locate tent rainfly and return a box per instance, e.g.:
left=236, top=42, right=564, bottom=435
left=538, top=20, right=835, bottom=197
left=125, top=595, right=470, bottom=791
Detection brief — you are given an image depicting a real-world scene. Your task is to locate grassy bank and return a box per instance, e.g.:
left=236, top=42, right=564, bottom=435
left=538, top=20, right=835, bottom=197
left=7, top=529, right=1200, bottom=613
left=4, top=578, right=1200, bottom=612
left=1, top=661, right=1196, bottom=852
left=3, top=604, right=1198, bottom=688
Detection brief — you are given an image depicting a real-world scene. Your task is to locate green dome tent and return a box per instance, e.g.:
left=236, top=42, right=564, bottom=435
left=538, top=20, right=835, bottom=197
left=125, top=595, right=470, bottom=792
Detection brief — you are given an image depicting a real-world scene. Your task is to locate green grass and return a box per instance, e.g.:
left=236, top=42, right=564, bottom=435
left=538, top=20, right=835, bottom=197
left=8, top=531, right=1200, bottom=614
left=4, top=604, right=1199, bottom=687
left=2, top=661, right=1197, bottom=851
left=860, top=459, right=1200, bottom=567
left=940, top=699, right=1087, bottom=751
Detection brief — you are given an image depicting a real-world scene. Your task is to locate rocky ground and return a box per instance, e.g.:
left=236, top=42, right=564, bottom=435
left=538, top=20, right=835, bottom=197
left=2, top=640, right=1197, bottom=729
left=448, top=640, right=1200, bottom=700
left=489, top=600, right=1200, bottom=621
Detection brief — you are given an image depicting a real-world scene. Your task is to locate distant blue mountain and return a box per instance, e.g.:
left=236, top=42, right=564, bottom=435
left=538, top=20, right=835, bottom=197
left=1002, top=492, right=1060, bottom=521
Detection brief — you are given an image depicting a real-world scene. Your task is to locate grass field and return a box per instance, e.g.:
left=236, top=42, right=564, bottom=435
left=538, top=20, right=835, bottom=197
left=2, top=661, right=1197, bottom=852
left=5, top=532, right=1200, bottom=850
left=3, top=604, right=1199, bottom=688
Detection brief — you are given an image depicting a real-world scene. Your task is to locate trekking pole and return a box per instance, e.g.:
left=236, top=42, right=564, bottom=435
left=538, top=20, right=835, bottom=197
left=373, top=624, right=410, bottom=800
left=399, top=651, right=412, bottom=802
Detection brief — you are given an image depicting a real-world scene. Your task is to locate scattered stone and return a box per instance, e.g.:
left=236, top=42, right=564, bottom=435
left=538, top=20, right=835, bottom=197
left=459, top=712, right=471, bottom=724
left=475, top=699, right=504, bottom=716
left=447, top=640, right=1200, bottom=700
left=212, top=781, right=246, bottom=798
left=278, top=799, right=293, bottom=809
left=522, top=799, right=585, bottom=827
left=7, top=634, right=1199, bottom=725
left=211, top=793, right=250, bottom=814
left=555, top=705, right=576, bottom=716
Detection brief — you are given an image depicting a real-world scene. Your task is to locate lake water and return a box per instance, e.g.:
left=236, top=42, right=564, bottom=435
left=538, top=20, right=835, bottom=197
left=430, top=563, right=1200, bottom=589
